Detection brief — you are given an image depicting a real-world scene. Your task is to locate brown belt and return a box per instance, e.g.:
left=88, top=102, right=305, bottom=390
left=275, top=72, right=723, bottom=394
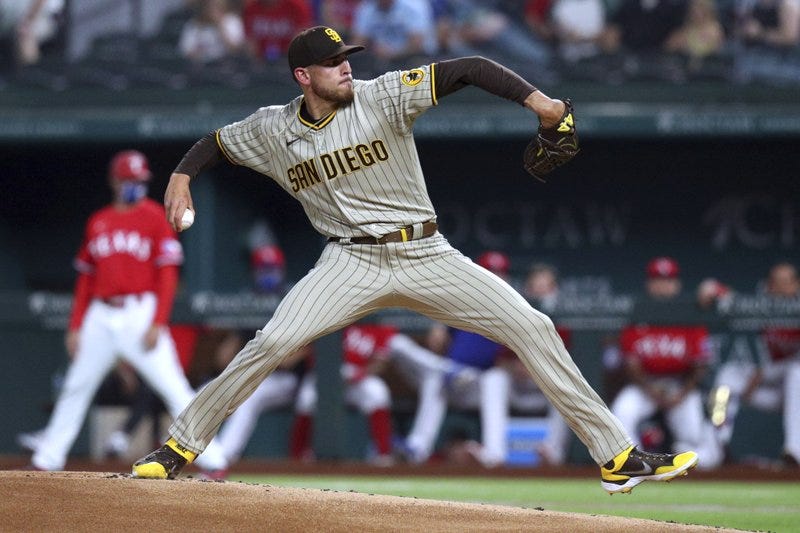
left=328, top=221, right=438, bottom=245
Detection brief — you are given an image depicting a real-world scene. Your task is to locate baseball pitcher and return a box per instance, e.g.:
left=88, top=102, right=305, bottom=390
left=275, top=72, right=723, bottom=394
left=132, top=26, right=698, bottom=493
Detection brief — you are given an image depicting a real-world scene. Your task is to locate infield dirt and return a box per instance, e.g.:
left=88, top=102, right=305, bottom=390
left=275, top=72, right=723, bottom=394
left=0, top=470, right=745, bottom=532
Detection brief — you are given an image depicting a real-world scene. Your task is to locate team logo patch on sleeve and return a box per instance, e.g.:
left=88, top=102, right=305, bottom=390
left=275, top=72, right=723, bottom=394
left=401, top=69, right=425, bottom=87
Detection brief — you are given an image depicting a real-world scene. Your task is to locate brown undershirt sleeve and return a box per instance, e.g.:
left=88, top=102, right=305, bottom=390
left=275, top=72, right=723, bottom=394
left=173, top=131, right=225, bottom=178
left=434, top=56, right=537, bottom=105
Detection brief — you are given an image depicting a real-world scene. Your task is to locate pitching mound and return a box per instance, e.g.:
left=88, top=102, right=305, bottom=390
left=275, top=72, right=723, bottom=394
left=1, top=471, right=735, bottom=532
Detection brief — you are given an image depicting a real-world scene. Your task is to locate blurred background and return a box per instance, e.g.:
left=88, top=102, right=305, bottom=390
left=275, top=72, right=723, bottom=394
left=1, top=0, right=798, bottom=471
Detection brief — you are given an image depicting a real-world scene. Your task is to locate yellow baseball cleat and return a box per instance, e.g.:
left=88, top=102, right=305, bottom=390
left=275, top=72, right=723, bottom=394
left=600, top=445, right=698, bottom=494
left=132, top=438, right=197, bottom=480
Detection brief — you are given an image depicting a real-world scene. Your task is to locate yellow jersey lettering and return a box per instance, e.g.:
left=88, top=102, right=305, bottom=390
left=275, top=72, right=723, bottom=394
left=355, top=143, right=375, bottom=166
left=341, top=146, right=361, bottom=172
left=371, top=140, right=389, bottom=161
left=286, top=138, right=390, bottom=188
left=303, top=160, right=321, bottom=185
left=296, top=165, right=310, bottom=189
left=332, top=150, right=348, bottom=177
left=287, top=167, right=300, bottom=193
left=320, top=153, right=338, bottom=179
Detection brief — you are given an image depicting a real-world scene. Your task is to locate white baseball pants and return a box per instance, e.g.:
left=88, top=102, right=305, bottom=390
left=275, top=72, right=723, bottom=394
left=32, top=293, right=227, bottom=471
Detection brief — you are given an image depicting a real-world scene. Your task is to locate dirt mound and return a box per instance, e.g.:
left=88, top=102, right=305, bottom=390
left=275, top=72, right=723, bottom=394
left=0, top=471, right=737, bottom=532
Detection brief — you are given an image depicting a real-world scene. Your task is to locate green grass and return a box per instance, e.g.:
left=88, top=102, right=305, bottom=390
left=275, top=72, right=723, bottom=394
left=231, top=474, right=800, bottom=532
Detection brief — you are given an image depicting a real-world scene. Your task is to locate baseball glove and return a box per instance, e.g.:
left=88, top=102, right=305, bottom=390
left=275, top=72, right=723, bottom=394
left=523, top=99, right=579, bottom=182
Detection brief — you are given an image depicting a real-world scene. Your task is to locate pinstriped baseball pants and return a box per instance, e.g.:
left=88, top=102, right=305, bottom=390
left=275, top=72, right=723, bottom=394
left=169, top=233, right=632, bottom=465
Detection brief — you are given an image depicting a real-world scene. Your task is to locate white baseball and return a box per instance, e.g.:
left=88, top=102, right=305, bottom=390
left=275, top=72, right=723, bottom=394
left=180, top=208, right=195, bottom=230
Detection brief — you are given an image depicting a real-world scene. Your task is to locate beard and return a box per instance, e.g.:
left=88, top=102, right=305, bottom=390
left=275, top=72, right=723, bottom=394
left=311, top=79, right=354, bottom=106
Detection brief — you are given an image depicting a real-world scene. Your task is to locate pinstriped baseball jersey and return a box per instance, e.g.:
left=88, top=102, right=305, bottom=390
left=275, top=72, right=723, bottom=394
left=218, top=64, right=438, bottom=238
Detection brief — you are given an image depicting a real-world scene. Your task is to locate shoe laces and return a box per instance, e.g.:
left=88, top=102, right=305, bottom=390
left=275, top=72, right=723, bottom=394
left=136, top=445, right=187, bottom=470
left=628, top=447, right=674, bottom=467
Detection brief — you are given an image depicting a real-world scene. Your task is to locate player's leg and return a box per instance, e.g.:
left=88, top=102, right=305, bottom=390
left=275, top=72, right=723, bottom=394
left=345, top=375, right=393, bottom=461
left=665, top=390, right=705, bottom=453
left=477, top=366, right=511, bottom=467
left=32, top=304, right=118, bottom=470
left=390, top=236, right=631, bottom=464
left=391, top=236, right=697, bottom=492
left=609, top=384, right=658, bottom=448
left=389, top=333, right=457, bottom=374
left=120, top=294, right=227, bottom=472
left=540, top=405, right=571, bottom=465
left=387, top=334, right=452, bottom=462
left=216, top=371, right=298, bottom=463
left=402, top=368, right=447, bottom=463
left=710, top=360, right=758, bottom=445
left=666, top=390, right=725, bottom=470
left=783, top=361, right=800, bottom=462
left=133, top=243, right=393, bottom=478
left=289, top=373, right=316, bottom=460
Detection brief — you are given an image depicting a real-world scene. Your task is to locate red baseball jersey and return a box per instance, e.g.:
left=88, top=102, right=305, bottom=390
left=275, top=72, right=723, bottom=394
left=243, top=0, right=313, bottom=58
left=621, top=325, right=710, bottom=375
left=342, top=324, right=398, bottom=368
left=763, top=327, right=800, bottom=362
left=74, top=198, right=183, bottom=297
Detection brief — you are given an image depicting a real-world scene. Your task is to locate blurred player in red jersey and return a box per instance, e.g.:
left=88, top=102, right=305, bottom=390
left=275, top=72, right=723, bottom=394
left=25, top=150, right=228, bottom=475
left=610, top=257, right=722, bottom=468
left=709, top=261, right=800, bottom=467
left=286, top=321, right=461, bottom=465
left=339, top=322, right=400, bottom=464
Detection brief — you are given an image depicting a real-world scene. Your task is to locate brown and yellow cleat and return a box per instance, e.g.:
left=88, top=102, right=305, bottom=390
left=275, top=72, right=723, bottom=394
left=132, top=438, right=197, bottom=480
left=600, top=445, right=698, bottom=494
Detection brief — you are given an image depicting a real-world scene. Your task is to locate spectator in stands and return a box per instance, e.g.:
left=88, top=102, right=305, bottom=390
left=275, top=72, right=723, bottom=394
left=0, top=0, right=64, bottom=69
left=696, top=276, right=733, bottom=310
left=318, top=0, right=361, bottom=40
left=523, top=262, right=560, bottom=313
left=609, top=256, right=722, bottom=468
left=736, top=0, right=800, bottom=47
left=351, top=0, right=438, bottom=68
left=599, top=0, right=689, bottom=54
left=665, top=0, right=726, bottom=70
left=179, top=0, right=246, bottom=64
left=644, top=255, right=683, bottom=300
left=432, top=0, right=551, bottom=67
left=709, top=261, right=800, bottom=468
left=548, top=0, right=610, bottom=62
left=524, top=0, right=557, bottom=44
left=242, top=0, right=314, bottom=62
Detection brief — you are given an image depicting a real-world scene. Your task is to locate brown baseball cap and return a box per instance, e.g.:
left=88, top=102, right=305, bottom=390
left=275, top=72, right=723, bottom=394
left=288, top=26, right=365, bottom=72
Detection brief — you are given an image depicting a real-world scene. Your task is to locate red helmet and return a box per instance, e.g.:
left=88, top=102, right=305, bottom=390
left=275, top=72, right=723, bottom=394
left=647, top=256, right=680, bottom=279
left=109, top=150, right=152, bottom=181
left=251, top=244, right=286, bottom=269
left=477, top=251, right=510, bottom=274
